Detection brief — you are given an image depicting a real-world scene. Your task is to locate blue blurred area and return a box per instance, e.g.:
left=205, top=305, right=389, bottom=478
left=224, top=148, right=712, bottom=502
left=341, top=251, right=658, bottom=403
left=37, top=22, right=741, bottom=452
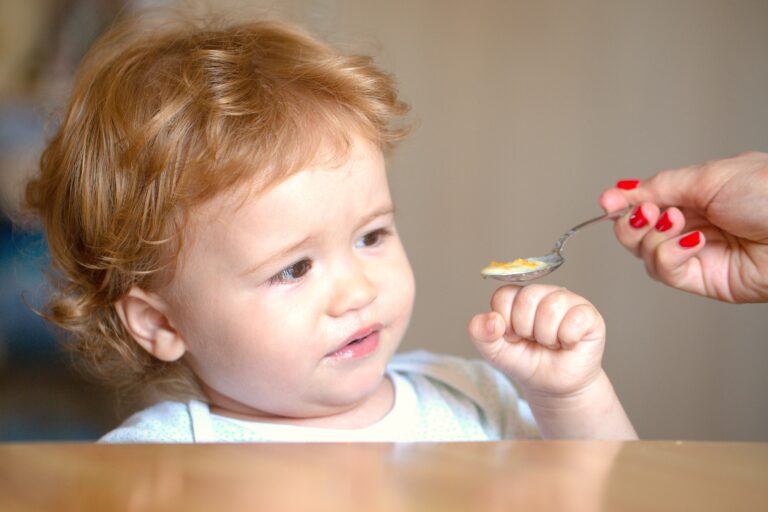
left=0, top=215, right=116, bottom=442
left=0, top=1, right=135, bottom=442
left=0, top=216, right=59, bottom=363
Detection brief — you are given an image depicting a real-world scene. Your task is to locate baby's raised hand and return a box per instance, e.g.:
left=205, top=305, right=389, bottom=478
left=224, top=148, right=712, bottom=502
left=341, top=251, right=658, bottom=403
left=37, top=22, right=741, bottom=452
left=468, top=284, right=605, bottom=398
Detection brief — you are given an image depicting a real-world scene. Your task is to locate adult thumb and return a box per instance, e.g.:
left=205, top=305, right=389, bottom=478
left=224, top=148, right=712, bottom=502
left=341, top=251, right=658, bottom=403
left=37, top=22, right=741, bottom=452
left=604, top=163, right=724, bottom=213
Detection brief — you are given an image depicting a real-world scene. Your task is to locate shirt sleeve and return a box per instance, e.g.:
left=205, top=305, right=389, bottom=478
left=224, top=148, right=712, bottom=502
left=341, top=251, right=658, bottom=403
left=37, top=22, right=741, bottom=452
left=389, top=351, right=541, bottom=439
left=99, top=401, right=195, bottom=443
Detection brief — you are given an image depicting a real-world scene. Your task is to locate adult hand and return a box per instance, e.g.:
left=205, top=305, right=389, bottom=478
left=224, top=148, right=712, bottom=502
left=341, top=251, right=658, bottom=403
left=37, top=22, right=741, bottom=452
left=599, top=151, right=768, bottom=303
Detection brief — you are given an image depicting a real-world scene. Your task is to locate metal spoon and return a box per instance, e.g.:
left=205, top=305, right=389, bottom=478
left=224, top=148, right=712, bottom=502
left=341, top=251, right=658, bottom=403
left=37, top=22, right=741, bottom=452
left=481, top=206, right=631, bottom=282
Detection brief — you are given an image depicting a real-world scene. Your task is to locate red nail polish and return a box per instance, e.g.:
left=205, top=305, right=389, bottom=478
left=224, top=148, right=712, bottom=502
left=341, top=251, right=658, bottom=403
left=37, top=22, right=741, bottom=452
left=679, top=231, right=701, bottom=248
left=655, top=211, right=673, bottom=232
left=616, top=179, right=640, bottom=190
left=629, top=206, right=648, bottom=228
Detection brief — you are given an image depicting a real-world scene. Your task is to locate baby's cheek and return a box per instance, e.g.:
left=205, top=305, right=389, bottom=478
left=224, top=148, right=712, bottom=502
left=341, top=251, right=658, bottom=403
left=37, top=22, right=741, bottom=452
left=398, top=270, right=416, bottom=321
left=385, top=258, right=415, bottom=327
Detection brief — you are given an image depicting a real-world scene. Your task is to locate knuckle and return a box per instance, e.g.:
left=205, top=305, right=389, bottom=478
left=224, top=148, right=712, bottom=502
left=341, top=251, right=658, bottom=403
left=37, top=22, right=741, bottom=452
left=643, top=257, right=658, bottom=279
left=569, top=304, right=602, bottom=332
left=539, top=289, right=570, bottom=314
left=580, top=303, right=600, bottom=321
left=490, top=285, right=519, bottom=311
left=515, top=285, right=541, bottom=309
left=654, top=245, right=672, bottom=271
left=640, top=233, right=662, bottom=263
left=653, top=168, right=674, bottom=183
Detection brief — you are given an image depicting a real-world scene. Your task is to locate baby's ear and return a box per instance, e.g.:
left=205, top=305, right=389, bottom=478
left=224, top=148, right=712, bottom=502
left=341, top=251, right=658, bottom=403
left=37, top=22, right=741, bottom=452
left=114, top=287, right=186, bottom=362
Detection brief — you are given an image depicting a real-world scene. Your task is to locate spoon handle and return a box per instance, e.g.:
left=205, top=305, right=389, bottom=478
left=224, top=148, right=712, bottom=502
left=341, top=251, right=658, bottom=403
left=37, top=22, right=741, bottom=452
left=553, top=206, right=632, bottom=255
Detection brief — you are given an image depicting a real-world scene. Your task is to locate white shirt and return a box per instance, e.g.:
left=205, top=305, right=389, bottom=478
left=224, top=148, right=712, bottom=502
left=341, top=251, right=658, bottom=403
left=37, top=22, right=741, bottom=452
left=100, top=351, right=540, bottom=443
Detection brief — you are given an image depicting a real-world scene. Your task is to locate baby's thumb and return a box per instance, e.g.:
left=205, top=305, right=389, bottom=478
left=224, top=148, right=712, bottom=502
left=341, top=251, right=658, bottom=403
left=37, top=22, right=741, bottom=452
left=468, top=311, right=506, bottom=347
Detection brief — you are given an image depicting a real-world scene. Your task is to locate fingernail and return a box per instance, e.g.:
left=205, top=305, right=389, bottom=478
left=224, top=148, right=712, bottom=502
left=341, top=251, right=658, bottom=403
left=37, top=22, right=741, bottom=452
left=679, top=231, right=701, bottom=248
left=629, top=206, right=648, bottom=228
left=486, top=317, right=497, bottom=335
left=616, top=179, right=640, bottom=190
left=655, top=211, right=673, bottom=232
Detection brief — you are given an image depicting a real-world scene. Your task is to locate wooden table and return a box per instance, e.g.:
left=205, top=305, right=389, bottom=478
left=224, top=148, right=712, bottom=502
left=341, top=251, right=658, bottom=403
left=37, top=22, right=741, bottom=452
left=1, top=441, right=766, bottom=511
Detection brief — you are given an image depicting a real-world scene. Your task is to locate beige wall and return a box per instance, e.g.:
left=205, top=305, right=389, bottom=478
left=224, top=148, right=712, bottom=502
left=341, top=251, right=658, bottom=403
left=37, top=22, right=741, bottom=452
left=141, top=0, right=768, bottom=440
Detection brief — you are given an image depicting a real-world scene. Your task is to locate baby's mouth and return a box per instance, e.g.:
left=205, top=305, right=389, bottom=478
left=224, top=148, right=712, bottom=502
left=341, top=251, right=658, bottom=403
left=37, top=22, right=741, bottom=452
left=325, top=323, right=383, bottom=359
left=347, top=335, right=367, bottom=345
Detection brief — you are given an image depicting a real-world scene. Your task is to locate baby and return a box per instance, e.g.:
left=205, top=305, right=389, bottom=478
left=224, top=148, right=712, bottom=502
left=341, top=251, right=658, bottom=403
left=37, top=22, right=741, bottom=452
left=25, top=13, right=636, bottom=442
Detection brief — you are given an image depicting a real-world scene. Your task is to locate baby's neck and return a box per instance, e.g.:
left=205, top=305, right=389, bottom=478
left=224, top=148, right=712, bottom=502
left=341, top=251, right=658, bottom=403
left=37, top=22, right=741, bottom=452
left=206, top=376, right=395, bottom=429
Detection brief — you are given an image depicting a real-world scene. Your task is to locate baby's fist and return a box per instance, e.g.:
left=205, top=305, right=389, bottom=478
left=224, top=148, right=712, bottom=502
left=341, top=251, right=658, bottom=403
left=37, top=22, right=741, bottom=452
left=468, top=284, right=606, bottom=397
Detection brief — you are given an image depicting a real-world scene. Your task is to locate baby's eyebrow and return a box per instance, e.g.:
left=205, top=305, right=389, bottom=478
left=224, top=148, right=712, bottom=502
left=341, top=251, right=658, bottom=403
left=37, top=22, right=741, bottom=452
left=356, top=204, right=396, bottom=229
left=238, top=204, right=395, bottom=278
left=238, top=235, right=315, bottom=278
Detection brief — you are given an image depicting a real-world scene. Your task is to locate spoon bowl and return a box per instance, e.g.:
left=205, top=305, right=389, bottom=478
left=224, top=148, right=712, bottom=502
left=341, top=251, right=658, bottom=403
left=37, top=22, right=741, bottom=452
left=481, top=206, right=631, bottom=283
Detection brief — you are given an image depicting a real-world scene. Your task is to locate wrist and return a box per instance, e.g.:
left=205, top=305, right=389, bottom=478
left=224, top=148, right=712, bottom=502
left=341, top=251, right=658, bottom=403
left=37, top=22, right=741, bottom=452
left=519, top=368, right=606, bottom=407
left=522, top=370, right=637, bottom=440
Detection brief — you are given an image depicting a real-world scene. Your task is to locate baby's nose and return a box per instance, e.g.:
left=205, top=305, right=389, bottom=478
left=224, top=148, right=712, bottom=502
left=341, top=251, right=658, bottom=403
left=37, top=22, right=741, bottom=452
left=327, top=263, right=378, bottom=317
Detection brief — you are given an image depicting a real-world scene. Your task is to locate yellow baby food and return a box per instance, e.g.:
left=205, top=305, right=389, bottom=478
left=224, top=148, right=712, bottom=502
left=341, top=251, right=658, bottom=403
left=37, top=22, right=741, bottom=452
left=481, top=258, right=545, bottom=276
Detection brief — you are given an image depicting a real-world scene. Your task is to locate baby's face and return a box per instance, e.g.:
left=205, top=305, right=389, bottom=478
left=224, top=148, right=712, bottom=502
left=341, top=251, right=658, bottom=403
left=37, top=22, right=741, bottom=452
left=162, top=135, right=415, bottom=421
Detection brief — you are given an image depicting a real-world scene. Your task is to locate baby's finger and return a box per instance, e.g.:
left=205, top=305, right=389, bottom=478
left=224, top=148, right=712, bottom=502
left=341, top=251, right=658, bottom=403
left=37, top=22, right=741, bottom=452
left=509, top=284, right=568, bottom=343
left=613, top=203, right=661, bottom=257
left=488, top=285, right=523, bottom=327
left=650, top=230, right=707, bottom=290
left=558, top=303, right=604, bottom=350
left=532, top=289, right=585, bottom=349
left=467, top=311, right=507, bottom=346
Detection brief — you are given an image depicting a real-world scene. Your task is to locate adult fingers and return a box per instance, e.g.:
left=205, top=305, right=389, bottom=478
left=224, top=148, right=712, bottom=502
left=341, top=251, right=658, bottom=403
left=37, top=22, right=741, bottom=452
left=649, top=230, right=707, bottom=292
left=612, top=203, right=661, bottom=257
left=637, top=207, right=687, bottom=276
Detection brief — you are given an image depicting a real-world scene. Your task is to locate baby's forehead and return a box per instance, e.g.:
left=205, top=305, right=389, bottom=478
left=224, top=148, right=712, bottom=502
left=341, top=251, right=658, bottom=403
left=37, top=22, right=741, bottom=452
left=175, top=130, right=385, bottom=252
left=189, top=132, right=379, bottom=216
left=183, top=177, right=271, bottom=236
left=179, top=172, right=316, bottom=249
left=171, top=173, right=315, bottom=273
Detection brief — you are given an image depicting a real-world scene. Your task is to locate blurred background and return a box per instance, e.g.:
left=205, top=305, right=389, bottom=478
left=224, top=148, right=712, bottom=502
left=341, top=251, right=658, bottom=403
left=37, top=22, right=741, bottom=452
left=1, top=0, right=766, bottom=441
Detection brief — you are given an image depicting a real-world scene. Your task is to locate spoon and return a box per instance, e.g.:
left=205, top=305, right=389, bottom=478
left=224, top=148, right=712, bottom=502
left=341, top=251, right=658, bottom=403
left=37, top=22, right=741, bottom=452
left=481, top=206, right=632, bottom=282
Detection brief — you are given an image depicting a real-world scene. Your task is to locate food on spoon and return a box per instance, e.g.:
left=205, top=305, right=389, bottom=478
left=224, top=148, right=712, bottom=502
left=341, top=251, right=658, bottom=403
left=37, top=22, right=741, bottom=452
left=480, top=258, right=545, bottom=277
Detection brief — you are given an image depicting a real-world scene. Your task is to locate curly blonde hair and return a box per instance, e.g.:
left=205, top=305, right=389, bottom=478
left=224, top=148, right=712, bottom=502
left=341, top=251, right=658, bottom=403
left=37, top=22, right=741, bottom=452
left=24, top=12, right=410, bottom=400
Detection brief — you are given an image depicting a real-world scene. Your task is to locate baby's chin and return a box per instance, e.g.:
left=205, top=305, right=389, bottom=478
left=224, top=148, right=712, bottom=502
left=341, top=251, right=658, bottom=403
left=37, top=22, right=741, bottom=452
left=209, top=377, right=393, bottom=429
left=300, top=374, right=394, bottom=429
left=202, top=367, right=393, bottom=425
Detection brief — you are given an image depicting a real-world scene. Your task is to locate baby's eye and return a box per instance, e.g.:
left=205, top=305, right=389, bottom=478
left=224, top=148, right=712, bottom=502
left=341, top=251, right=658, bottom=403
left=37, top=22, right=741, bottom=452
left=269, top=259, right=312, bottom=284
left=355, top=228, right=391, bottom=249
